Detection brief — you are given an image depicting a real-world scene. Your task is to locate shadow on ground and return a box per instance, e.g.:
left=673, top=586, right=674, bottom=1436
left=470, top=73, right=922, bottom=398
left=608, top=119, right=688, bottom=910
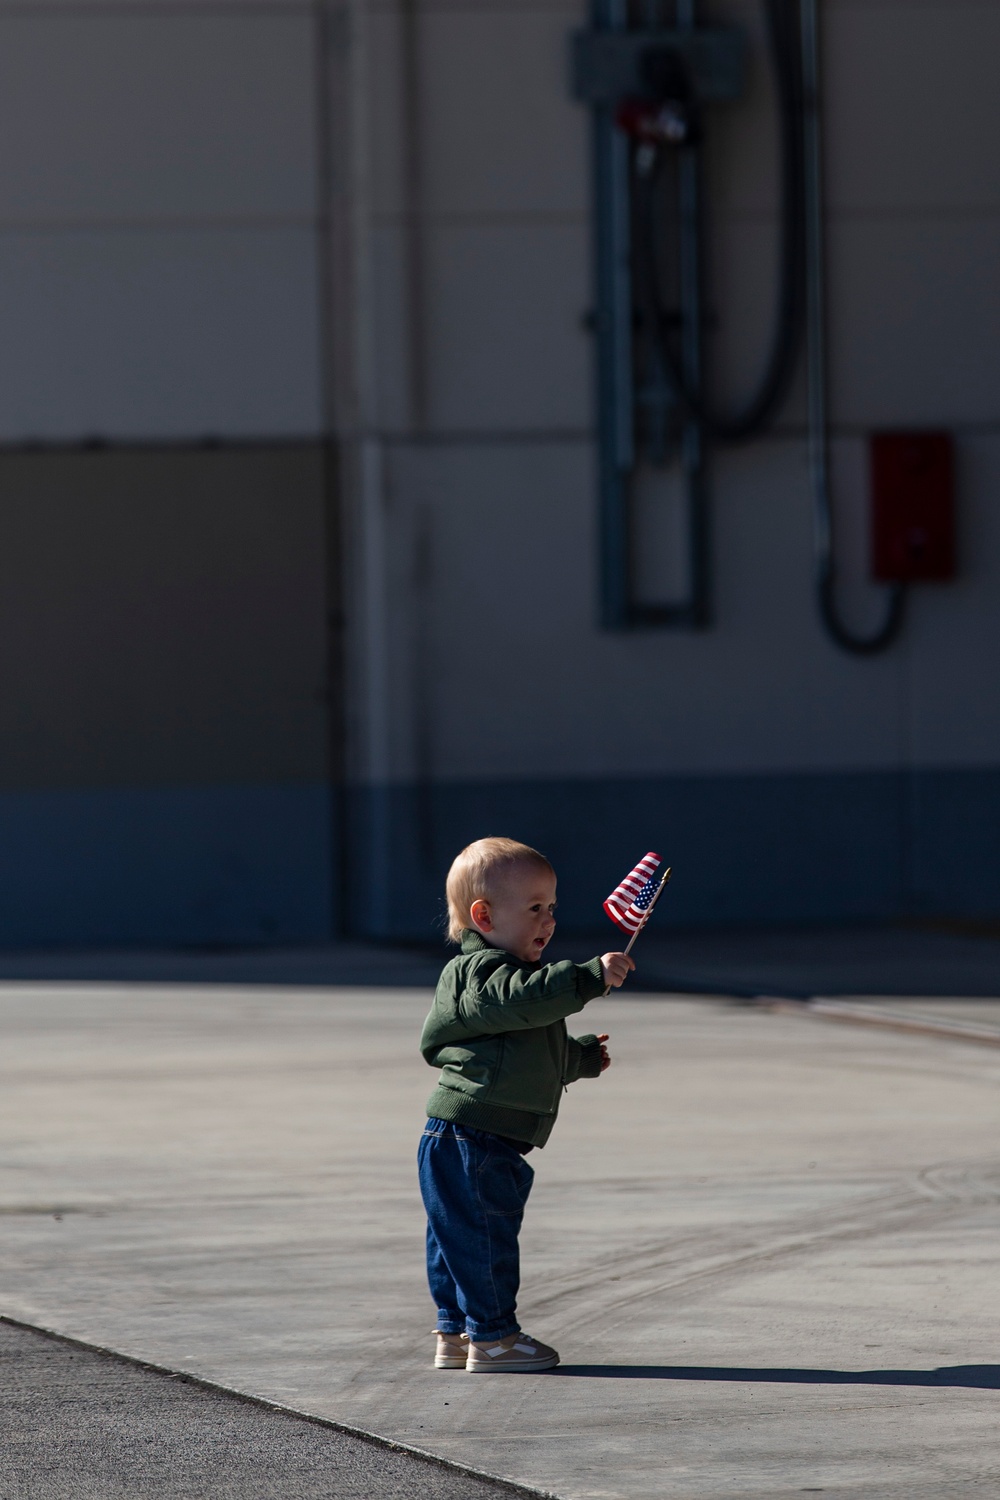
left=555, top=1364, right=1000, bottom=1388
left=0, top=923, right=997, bottom=996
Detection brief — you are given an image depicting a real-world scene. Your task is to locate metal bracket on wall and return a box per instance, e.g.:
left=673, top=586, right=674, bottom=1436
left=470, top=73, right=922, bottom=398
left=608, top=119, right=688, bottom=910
left=573, top=5, right=746, bottom=631
left=571, top=28, right=745, bottom=106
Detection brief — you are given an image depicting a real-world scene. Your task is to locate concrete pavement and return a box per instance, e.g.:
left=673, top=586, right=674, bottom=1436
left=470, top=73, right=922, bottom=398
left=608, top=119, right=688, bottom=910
left=0, top=1320, right=529, bottom=1500
left=1, top=979, right=999, bottom=1498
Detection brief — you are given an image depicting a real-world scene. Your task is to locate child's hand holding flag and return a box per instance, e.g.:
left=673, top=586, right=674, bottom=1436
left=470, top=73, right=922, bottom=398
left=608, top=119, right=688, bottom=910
left=601, top=851, right=672, bottom=994
left=600, top=953, right=635, bottom=988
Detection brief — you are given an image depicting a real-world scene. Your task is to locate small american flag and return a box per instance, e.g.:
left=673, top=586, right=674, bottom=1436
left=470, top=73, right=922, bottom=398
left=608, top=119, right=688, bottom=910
left=604, top=852, right=662, bottom=935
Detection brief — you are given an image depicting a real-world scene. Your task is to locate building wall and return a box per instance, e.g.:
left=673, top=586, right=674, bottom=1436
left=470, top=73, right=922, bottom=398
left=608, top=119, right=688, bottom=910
left=0, top=445, right=334, bottom=945
left=342, top=0, right=1000, bottom=935
left=0, top=2, right=334, bottom=945
left=0, top=0, right=997, bottom=943
left=0, top=3, right=323, bottom=439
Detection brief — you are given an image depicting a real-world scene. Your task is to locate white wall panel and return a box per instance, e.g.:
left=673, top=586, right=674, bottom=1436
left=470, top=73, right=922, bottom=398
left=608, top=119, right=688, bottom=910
left=706, top=211, right=1000, bottom=432
left=418, top=11, right=587, bottom=219
left=0, top=12, right=316, bottom=224
left=367, top=220, right=592, bottom=435
left=0, top=228, right=322, bottom=439
left=383, top=439, right=911, bottom=782
left=424, top=223, right=590, bottom=430
left=825, top=4, right=1000, bottom=214
left=701, top=0, right=783, bottom=218
left=362, top=0, right=1000, bottom=798
left=827, top=217, right=1000, bottom=428
left=907, top=434, right=1000, bottom=768
left=702, top=213, right=808, bottom=430
left=369, top=224, right=410, bottom=431
left=383, top=413, right=1000, bottom=783
left=370, top=6, right=588, bottom=221
left=367, top=8, right=407, bottom=223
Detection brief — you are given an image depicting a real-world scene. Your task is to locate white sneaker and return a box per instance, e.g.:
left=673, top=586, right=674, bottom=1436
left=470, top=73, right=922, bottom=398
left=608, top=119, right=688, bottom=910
left=466, top=1331, right=559, bottom=1373
left=434, top=1331, right=469, bottom=1369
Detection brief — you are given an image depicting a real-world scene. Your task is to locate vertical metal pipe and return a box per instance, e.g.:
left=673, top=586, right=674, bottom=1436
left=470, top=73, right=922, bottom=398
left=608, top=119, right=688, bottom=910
left=400, top=0, right=429, bottom=433
left=313, top=0, right=349, bottom=935
left=676, top=0, right=710, bottom=624
left=593, top=0, right=634, bottom=627
left=800, top=0, right=831, bottom=571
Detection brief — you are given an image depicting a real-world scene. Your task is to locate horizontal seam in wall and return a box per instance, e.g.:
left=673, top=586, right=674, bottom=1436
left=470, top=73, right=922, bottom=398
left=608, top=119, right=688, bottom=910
left=823, top=0, right=991, bottom=9
left=2, top=207, right=994, bottom=236
left=1, top=423, right=999, bottom=455
left=0, top=434, right=328, bottom=453
left=355, top=766, right=1000, bottom=789
left=377, top=421, right=1000, bottom=447
left=0, top=215, right=319, bottom=236
left=825, top=206, right=1000, bottom=225
left=370, top=206, right=1000, bottom=229
left=0, top=777, right=331, bottom=798
left=371, top=0, right=994, bottom=9
left=2, top=1, right=986, bottom=19
left=372, top=211, right=586, bottom=229
left=372, top=0, right=583, bottom=12
left=0, top=4, right=312, bottom=17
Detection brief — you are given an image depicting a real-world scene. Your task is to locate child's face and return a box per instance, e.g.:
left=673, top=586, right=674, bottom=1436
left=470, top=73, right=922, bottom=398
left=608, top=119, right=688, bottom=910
left=470, top=866, right=557, bottom=964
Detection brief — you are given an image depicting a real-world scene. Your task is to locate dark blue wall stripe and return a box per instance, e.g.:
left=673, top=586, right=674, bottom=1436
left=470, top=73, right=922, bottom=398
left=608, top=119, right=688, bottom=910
left=0, top=769, right=994, bottom=948
left=346, top=769, right=1000, bottom=940
left=0, top=783, right=334, bottom=947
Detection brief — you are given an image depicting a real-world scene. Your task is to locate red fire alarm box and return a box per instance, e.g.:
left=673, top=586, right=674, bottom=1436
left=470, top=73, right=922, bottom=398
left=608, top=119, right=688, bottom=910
left=870, top=431, right=955, bottom=581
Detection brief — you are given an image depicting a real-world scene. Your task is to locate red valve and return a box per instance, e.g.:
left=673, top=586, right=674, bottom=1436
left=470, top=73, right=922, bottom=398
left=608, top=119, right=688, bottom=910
left=615, top=97, right=692, bottom=145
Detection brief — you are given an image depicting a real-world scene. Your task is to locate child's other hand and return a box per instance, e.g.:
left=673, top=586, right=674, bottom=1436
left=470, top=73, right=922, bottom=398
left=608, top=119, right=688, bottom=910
left=600, top=952, right=635, bottom=988
left=597, top=1033, right=611, bottom=1071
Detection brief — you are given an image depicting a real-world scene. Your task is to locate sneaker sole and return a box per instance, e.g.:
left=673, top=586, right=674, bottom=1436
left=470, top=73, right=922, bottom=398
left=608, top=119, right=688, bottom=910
left=466, top=1354, right=559, bottom=1373
left=434, top=1356, right=469, bottom=1369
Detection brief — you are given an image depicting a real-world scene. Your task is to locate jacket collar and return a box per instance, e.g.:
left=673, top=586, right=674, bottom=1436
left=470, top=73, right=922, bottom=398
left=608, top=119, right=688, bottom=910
left=459, top=929, right=538, bottom=969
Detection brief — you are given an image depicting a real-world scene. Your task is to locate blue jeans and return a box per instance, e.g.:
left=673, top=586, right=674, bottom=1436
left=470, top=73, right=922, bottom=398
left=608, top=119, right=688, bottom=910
left=418, top=1118, right=535, bottom=1342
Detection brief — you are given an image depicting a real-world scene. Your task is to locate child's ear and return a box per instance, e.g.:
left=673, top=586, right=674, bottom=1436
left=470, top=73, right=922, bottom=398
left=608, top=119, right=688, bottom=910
left=469, top=899, right=492, bottom=933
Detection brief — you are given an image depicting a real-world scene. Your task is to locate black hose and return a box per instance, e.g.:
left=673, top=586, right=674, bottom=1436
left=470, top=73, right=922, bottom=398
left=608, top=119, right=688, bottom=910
left=799, top=0, right=906, bottom=654
left=817, top=570, right=906, bottom=655
left=635, top=0, right=805, bottom=444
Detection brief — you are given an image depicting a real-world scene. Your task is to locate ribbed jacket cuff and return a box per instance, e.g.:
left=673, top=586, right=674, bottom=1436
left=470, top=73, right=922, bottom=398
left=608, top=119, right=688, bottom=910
left=578, top=957, right=607, bottom=998
left=575, top=1033, right=603, bottom=1078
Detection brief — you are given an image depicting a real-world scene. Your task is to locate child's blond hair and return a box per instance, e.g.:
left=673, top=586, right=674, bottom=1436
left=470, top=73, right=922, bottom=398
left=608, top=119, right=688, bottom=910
left=445, top=837, right=554, bottom=943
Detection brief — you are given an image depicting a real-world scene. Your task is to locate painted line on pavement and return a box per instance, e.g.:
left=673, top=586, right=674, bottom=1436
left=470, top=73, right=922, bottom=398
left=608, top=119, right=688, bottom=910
left=753, top=997, right=1000, bottom=1047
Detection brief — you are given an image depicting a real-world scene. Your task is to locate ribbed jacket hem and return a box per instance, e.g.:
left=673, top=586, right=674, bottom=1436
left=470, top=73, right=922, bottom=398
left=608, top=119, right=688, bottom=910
left=426, top=1086, right=555, bottom=1148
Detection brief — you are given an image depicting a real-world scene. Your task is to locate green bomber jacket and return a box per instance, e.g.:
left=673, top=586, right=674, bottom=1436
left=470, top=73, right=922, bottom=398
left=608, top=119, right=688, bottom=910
left=419, top=929, right=607, bottom=1147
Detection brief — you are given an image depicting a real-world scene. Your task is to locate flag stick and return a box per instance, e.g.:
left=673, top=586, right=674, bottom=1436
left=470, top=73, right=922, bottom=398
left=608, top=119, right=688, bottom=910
left=603, top=866, right=671, bottom=995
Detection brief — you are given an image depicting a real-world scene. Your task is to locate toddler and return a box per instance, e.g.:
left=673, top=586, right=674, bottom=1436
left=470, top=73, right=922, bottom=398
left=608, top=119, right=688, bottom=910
left=418, top=836, right=633, bottom=1372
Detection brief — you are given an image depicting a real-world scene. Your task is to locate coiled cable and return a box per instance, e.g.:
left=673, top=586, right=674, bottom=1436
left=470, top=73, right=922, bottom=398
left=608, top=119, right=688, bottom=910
left=635, top=0, right=806, bottom=444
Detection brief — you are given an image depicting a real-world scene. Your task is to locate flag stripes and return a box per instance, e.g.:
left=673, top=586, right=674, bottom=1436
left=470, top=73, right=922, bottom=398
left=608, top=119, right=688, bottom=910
left=603, top=851, right=661, bottom=935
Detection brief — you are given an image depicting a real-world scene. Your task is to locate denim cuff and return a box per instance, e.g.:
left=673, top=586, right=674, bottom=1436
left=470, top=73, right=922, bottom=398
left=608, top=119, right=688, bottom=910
left=465, top=1317, right=520, bottom=1343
